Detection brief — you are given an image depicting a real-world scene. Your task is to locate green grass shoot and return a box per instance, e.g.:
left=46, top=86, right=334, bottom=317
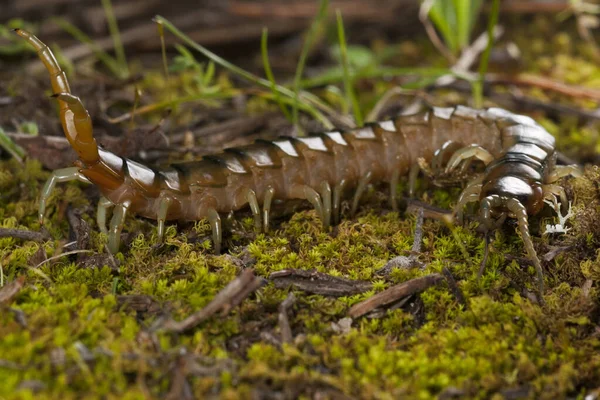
left=336, top=10, right=363, bottom=127
left=153, top=15, right=340, bottom=129
left=425, top=0, right=483, bottom=56
left=0, top=127, right=26, bottom=163
left=291, top=0, right=330, bottom=128
left=473, top=0, right=500, bottom=108
left=261, top=28, right=292, bottom=121
left=101, top=0, right=128, bottom=78
left=52, top=17, right=129, bottom=79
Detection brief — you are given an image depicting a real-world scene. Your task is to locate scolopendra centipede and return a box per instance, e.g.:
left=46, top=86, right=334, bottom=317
left=16, top=28, right=582, bottom=298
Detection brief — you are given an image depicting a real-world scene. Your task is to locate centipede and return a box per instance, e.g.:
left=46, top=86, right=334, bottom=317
left=16, top=28, right=582, bottom=297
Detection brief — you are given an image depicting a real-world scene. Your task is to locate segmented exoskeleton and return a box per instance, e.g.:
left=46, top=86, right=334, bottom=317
left=18, top=29, right=581, bottom=296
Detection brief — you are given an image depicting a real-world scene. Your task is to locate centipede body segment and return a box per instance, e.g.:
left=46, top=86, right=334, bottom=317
left=16, top=29, right=582, bottom=297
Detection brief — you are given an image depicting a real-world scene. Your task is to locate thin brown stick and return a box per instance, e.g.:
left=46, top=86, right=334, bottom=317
left=270, top=269, right=372, bottom=296
left=161, top=269, right=263, bottom=333
left=278, top=293, right=296, bottom=344
left=419, top=0, right=455, bottom=63
left=494, top=1, right=571, bottom=13
left=0, top=228, right=51, bottom=242
left=487, top=73, right=600, bottom=102
left=442, top=267, right=466, bottom=307
left=229, top=0, right=412, bottom=20
left=348, top=274, right=443, bottom=318
left=0, top=276, right=25, bottom=305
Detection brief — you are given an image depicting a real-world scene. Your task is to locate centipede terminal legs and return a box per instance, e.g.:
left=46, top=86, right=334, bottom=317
left=39, top=167, right=91, bottom=225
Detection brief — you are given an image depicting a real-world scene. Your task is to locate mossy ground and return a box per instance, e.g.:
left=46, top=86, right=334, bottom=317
left=2, top=15, right=600, bottom=400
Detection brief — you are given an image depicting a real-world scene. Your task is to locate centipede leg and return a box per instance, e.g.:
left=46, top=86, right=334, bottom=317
left=542, top=184, right=568, bottom=212
left=408, top=164, right=419, bottom=198
left=108, top=202, right=130, bottom=254
left=290, top=184, right=324, bottom=224
left=351, top=171, right=373, bottom=217
left=389, top=169, right=400, bottom=212
left=453, top=180, right=483, bottom=224
left=547, top=165, right=583, bottom=182
left=332, top=179, right=346, bottom=225
left=156, top=196, right=173, bottom=243
left=39, top=167, right=91, bottom=225
left=96, top=196, right=113, bottom=234
left=262, top=186, right=275, bottom=232
left=206, top=208, right=222, bottom=254
left=445, top=145, right=494, bottom=173
left=243, top=188, right=262, bottom=231
left=319, top=181, right=332, bottom=228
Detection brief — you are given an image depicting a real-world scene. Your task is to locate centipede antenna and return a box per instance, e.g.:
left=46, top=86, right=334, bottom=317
left=506, top=198, right=545, bottom=302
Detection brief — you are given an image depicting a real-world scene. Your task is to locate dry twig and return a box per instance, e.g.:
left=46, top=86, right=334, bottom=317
left=161, top=269, right=264, bottom=333
left=0, top=228, right=50, bottom=242
left=348, top=274, right=443, bottom=318
left=278, top=292, right=296, bottom=343
left=270, top=269, right=372, bottom=296
left=0, top=276, right=25, bottom=305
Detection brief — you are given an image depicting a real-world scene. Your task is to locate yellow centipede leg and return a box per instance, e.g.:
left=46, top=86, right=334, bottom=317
left=290, top=184, right=324, bottom=225
left=207, top=208, right=222, bottom=255
left=156, top=196, right=173, bottom=243
left=320, top=181, right=332, bottom=229
left=263, top=186, right=275, bottom=233
left=39, top=167, right=91, bottom=225
left=244, top=188, right=262, bottom=231
left=389, top=169, right=400, bottom=212
left=96, top=196, right=113, bottom=234
left=351, top=171, right=372, bottom=217
left=332, top=179, right=346, bottom=225
left=108, top=202, right=130, bottom=254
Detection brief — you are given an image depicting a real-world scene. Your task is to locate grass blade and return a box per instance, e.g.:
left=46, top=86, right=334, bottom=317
left=52, top=17, right=124, bottom=79
left=299, top=66, right=452, bottom=89
left=0, top=127, right=25, bottom=163
left=336, top=10, right=363, bottom=126
left=261, top=28, right=292, bottom=121
left=473, top=0, right=500, bottom=108
left=291, top=0, right=330, bottom=127
left=153, top=15, right=339, bottom=129
left=101, top=0, right=128, bottom=78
